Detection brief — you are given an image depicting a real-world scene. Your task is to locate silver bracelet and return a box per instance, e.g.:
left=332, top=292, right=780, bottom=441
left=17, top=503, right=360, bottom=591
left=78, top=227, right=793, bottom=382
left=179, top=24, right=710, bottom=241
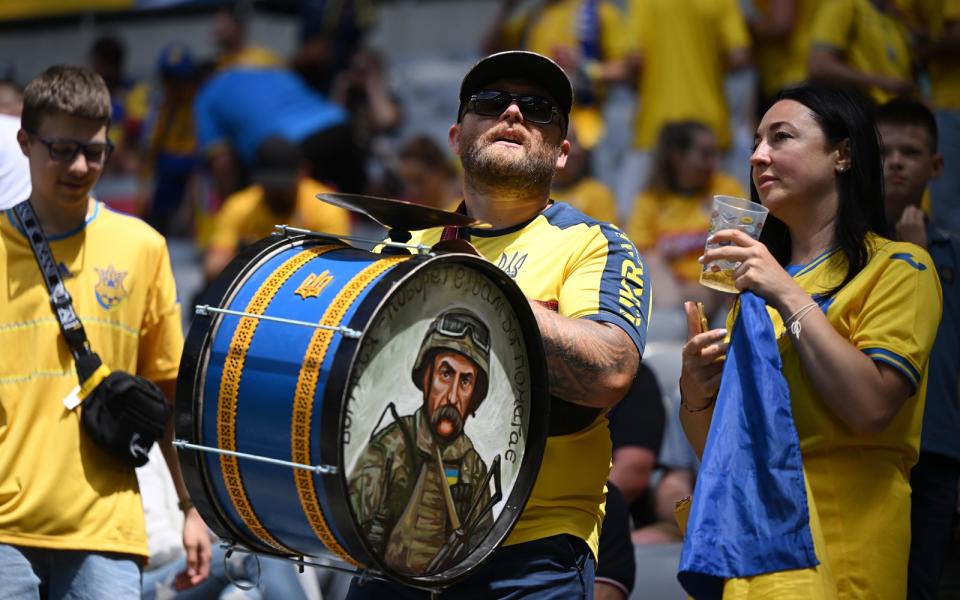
left=783, top=301, right=818, bottom=326
left=785, top=302, right=819, bottom=341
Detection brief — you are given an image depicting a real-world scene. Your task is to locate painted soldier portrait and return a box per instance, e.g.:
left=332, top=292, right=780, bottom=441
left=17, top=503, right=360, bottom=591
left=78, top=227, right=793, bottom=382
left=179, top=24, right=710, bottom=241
left=347, top=309, right=496, bottom=575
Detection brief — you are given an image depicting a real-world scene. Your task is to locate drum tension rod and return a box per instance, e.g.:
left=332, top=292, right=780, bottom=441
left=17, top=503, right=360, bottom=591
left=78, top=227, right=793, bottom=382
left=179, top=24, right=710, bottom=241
left=194, top=305, right=363, bottom=339
left=173, top=440, right=338, bottom=475
left=274, top=224, right=434, bottom=255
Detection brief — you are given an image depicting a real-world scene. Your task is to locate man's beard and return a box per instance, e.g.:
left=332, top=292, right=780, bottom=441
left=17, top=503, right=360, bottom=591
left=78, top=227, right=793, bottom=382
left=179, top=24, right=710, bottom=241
left=460, top=129, right=558, bottom=192
left=430, top=404, right=464, bottom=442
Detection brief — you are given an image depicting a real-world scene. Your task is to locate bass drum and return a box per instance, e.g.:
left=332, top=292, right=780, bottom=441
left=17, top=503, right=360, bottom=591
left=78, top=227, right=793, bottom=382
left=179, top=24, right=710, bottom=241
left=176, top=233, right=549, bottom=587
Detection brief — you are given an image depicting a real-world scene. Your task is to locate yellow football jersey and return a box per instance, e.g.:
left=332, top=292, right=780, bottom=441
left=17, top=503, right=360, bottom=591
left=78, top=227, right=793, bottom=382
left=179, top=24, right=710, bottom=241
left=724, top=233, right=941, bottom=595
left=809, top=0, right=913, bottom=104
left=628, top=0, right=750, bottom=149
left=500, top=0, right=633, bottom=147
left=208, top=178, right=351, bottom=253
left=408, top=201, right=650, bottom=560
left=0, top=200, right=183, bottom=558
left=501, top=0, right=631, bottom=63
left=753, top=0, right=826, bottom=99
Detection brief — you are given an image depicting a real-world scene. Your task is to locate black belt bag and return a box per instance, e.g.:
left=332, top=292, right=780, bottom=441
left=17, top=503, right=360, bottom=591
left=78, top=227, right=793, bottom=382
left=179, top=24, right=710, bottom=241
left=80, top=368, right=170, bottom=467
left=13, top=201, right=170, bottom=468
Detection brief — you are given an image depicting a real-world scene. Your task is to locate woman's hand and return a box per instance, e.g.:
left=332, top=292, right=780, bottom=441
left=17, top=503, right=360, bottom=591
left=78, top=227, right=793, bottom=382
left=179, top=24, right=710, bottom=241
left=679, top=300, right=727, bottom=406
left=701, top=229, right=807, bottom=312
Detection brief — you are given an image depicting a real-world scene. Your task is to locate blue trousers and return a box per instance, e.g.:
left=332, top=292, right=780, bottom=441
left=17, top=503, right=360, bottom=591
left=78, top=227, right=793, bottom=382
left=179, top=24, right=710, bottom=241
left=346, top=534, right=594, bottom=599
left=142, top=545, right=308, bottom=600
left=0, top=544, right=140, bottom=600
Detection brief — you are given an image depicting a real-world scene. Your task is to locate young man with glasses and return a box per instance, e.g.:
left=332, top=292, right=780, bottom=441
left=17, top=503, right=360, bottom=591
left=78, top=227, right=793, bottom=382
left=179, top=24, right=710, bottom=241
left=0, top=65, right=211, bottom=598
left=347, top=51, right=649, bottom=598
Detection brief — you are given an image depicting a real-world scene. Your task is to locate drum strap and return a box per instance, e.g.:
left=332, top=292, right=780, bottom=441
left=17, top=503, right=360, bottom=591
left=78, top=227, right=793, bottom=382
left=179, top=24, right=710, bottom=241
left=440, top=202, right=470, bottom=242
left=12, top=201, right=103, bottom=383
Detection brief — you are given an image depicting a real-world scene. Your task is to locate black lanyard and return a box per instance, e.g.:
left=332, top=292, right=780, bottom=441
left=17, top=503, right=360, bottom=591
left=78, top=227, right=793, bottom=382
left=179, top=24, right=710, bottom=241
left=12, top=200, right=102, bottom=383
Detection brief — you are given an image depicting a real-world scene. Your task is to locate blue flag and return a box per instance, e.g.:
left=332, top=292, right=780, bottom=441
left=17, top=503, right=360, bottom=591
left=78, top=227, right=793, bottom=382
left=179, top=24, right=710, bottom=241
left=678, top=292, right=818, bottom=599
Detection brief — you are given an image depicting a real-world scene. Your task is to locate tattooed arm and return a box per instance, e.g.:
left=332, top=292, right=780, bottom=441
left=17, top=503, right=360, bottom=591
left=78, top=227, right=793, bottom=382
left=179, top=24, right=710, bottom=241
left=530, top=301, right=640, bottom=408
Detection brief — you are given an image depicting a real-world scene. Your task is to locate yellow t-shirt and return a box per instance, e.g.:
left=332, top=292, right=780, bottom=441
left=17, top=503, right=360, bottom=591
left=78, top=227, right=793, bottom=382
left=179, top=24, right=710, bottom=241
left=0, top=200, right=183, bottom=558
left=209, top=178, right=351, bottom=252
left=502, top=0, right=631, bottom=62
left=501, top=0, right=632, bottom=147
left=724, top=234, right=942, bottom=596
left=553, top=176, right=618, bottom=224
left=408, top=201, right=650, bottom=560
left=625, top=172, right=746, bottom=282
left=809, top=0, right=913, bottom=104
left=754, top=0, right=826, bottom=99
left=628, top=0, right=749, bottom=149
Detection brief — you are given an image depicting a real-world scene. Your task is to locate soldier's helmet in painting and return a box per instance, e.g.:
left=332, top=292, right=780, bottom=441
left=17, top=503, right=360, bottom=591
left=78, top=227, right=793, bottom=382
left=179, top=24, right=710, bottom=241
left=411, top=309, right=491, bottom=416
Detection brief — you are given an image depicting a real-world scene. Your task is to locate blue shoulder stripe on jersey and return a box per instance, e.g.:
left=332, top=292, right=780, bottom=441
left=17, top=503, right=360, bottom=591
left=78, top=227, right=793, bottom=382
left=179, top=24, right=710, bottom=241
left=890, top=252, right=928, bottom=271
left=543, top=202, right=650, bottom=356
left=540, top=200, right=605, bottom=230
left=787, top=247, right=840, bottom=277
left=540, top=202, right=650, bottom=355
left=863, top=348, right=920, bottom=389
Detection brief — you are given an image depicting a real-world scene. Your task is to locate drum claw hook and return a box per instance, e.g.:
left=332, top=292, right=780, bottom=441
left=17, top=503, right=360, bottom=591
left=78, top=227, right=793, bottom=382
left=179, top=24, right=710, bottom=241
left=222, top=542, right=261, bottom=591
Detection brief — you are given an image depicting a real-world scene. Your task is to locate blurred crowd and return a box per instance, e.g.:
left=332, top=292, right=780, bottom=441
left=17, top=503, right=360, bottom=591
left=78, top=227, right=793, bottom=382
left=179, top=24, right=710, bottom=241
left=1, top=0, right=958, bottom=598
left=4, top=0, right=955, bottom=320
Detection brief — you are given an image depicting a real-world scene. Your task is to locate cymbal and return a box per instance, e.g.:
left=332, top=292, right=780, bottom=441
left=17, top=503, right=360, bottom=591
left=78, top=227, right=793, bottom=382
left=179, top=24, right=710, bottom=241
left=317, top=193, right=485, bottom=231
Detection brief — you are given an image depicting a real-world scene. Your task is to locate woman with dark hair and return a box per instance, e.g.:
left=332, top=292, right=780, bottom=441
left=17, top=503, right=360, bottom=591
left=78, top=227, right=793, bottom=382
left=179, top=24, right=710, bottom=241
left=679, top=83, right=942, bottom=594
left=625, top=121, right=745, bottom=317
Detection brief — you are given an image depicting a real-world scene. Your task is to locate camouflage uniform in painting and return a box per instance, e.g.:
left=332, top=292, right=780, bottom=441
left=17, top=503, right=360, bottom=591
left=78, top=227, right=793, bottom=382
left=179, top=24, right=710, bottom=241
left=349, top=407, right=492, bottom=574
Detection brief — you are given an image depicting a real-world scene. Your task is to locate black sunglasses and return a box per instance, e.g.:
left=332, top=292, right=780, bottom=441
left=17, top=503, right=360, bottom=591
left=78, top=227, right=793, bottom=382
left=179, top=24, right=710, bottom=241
left=465, top=90, right=560, bottom=125
left=28, top=133, right=113, bottom=167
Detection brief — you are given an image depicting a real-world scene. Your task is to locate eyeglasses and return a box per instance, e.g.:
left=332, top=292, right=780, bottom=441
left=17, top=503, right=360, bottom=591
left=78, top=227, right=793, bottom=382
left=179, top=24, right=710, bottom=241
left=433, top=311, right=490, bottom=354
left=466, top=90, right=560, bottom=125
left=28, top=133, right=113, bottom=167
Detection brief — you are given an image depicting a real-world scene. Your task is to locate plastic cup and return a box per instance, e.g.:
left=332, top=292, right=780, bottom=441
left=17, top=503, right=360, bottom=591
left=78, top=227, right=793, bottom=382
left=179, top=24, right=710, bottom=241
left=699, top=195, right=769, bottom=294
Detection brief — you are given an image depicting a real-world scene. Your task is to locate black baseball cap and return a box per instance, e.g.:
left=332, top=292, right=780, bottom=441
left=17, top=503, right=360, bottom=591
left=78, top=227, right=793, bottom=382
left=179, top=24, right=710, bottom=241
left=458, top=51, right=573, bottom=126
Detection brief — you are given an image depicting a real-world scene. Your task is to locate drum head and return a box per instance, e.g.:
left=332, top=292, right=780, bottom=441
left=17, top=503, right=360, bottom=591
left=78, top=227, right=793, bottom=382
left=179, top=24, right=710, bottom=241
left=336, top=254, right=548, bottom=586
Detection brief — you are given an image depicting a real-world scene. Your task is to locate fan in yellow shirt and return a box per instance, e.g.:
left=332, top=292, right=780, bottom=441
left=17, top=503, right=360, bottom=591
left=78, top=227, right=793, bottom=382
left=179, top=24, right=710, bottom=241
left=0, top=64, right=211, bottom=596
left=807, top=0, right=915, bottom=104
left=749, top=0, right=826, bottom=107
left=681, top=84, right=941, bottom=599
left=482, top=0, right=633, bottom=149
left=626, top=0, right=751, bottom=152
left=205, top=137, right=351, bottom=281
left=626, top=121, right=745, bottom=315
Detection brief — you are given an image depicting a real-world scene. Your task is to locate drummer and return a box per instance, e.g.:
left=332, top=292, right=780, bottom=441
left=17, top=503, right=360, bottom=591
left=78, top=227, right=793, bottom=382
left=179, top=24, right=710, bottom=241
left=348, top=50, right=649, bottom=598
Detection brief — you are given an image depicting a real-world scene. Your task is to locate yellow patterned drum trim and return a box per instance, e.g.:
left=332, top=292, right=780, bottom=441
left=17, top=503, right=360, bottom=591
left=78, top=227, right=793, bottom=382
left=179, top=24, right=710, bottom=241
left=292, top=256, right=409, bottom=565
left=217, top=244, right=336, bottom=553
